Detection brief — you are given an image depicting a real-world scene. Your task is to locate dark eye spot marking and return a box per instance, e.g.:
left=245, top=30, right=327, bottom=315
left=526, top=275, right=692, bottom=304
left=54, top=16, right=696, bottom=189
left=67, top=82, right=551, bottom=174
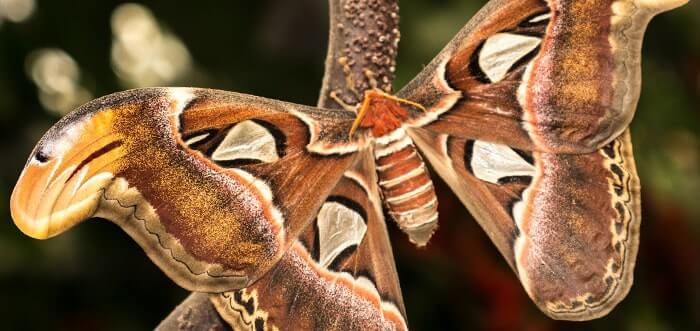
left=34, top=150, right=50, bottom=163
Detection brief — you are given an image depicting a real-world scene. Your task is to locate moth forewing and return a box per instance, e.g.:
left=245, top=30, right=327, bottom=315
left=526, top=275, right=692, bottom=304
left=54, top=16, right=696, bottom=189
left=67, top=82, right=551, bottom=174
left=399, top=0, right=688, bottom=154
left=11, top=87, right=361, bottom=293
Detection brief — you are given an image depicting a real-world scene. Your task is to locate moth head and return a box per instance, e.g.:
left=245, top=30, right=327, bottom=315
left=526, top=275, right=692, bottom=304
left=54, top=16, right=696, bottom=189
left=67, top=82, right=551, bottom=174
left=9, top=89, right=173, bottom=239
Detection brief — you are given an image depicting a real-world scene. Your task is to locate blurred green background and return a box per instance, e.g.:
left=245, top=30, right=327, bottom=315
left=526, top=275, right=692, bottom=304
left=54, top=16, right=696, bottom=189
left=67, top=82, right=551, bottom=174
left=1, top=0, right=698, bottom=330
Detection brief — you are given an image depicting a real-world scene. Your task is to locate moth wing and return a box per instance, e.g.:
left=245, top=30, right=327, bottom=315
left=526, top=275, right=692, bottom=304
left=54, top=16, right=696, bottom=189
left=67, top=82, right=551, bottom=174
left=409, top=127, right=641, bottom=321
left=11, top=87, right=361, bottom=293
left=211, top=151, right=407, bottom=330
left=398, top=0, right=687, bottom=153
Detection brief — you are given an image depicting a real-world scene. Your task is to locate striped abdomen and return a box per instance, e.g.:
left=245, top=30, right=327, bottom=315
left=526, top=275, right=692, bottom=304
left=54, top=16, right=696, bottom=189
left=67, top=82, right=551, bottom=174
left=375, top=130, right=438, bottom=246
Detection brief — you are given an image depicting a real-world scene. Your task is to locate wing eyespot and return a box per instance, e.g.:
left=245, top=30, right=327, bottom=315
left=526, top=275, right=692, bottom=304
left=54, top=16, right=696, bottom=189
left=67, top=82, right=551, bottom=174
left=34, top=150, right=50, bottom=163
left=183, top=120, right=288, bottom=168
left=522, top=11, right=552, bottom=26
left=469, top=140, right=536, bottom=184
left=315, top=198, right=368, bottom=269
left=477, top=33, right=542, bottom=83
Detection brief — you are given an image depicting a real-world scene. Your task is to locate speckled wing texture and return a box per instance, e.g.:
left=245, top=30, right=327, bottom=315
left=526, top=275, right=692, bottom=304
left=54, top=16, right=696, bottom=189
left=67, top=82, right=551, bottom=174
left=400, top=0, right=688, bottom=154
left=411, top=127, right=640, bottom=320
left=10, top=0, right=689, bottom=326
left=397, top=0, right=686, bottom=321
left=10, top=87, right=361, bottom=293
left=210, top=150, right=407, bottom=331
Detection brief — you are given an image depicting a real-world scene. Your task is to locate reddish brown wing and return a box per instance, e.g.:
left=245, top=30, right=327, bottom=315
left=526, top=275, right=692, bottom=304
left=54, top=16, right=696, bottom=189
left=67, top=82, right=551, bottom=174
left=410, top=126, right=640, bottom=320
left=394, top=0, right=684, bottom=319
left=399, top=0, right=687, bottom=154
left=10, top=87, right=362, bottom=293
left=210, top=151, right=407, bottom=331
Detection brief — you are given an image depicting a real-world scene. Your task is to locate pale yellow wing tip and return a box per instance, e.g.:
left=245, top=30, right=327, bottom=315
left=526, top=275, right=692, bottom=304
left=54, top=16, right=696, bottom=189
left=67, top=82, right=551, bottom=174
left=10, top=214, right=51, bottom=240
left=10, top=185, right=50, bottom=240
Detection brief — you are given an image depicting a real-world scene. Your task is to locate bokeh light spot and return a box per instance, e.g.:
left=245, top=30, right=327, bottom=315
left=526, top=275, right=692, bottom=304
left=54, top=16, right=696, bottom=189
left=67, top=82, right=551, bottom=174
left=0, top=0, right=35, bottom=23
left=25, top=48, right=93, bottom=115
left=110, top=3, right=192, bottom=87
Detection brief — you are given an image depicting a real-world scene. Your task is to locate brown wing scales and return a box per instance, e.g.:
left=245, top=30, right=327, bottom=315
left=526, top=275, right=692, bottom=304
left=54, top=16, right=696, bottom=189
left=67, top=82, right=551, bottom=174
left=410, top=127, right=641, bottom=320
left=211, top=152, right=407, bottom=331
left=400, top=0, right=686, bottom=153
left=11, top=87, right=360, bottom=293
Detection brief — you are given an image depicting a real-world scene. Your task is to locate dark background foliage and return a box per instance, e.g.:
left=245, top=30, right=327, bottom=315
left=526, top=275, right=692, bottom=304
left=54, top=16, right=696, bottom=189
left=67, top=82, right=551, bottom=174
left=0, top=1, right=698, bottom=330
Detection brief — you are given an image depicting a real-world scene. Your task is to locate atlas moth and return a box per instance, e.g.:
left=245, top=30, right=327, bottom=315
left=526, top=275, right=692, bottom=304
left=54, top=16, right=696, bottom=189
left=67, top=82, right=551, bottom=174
left=10, top=0, right=688, bottom=329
